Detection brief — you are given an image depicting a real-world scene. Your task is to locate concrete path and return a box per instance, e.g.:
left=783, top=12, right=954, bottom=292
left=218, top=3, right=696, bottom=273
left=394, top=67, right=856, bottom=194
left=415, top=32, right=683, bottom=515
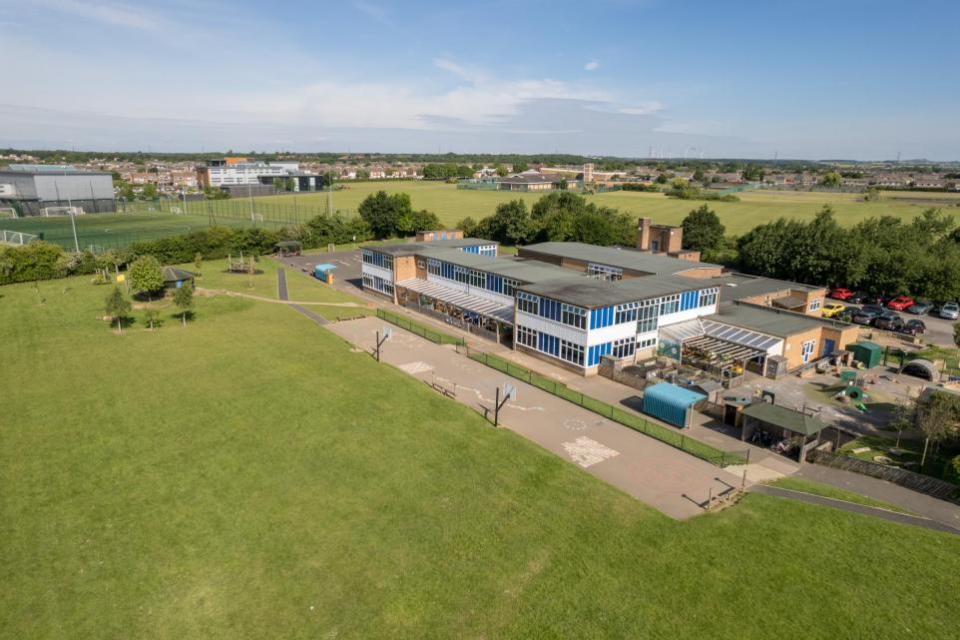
left=750, top=484, right=960, bottom=535
left=328, top=316, right=743, bottom=520
left=278, top=267, right=329, bottom=326
left=796, top=464, right=960, bottom=531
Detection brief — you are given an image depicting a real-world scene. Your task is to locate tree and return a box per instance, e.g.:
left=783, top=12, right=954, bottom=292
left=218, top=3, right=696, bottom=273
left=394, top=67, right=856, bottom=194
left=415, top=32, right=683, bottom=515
left=456, top=216, right=478, bottom=237
left=194, top=252, right=203, bottom=272
left=681, top=205, right=725, bottom=253
left=954, top=322, right=960, bottom=350
left=128, top=255, right=164, bottom=297
left=692, top=168, right=705, bottom=183
left=358, top=191, right=415, bottom=239
left=494, top=164, right=508, bottom=177
left=512, top=161, right=529, bottom=173
left=141, top=184, right=158, bottom=200
left=477, top=200, right=533, bottom=246
left=104, top=286, right=131, bottom=334
left=916, top=392, right=960, bottom=468
left=144, top=308, right=160, bottom=330
left=820, top=171, right=842, bottom=188
left=173, top=285, right=194, bottom=326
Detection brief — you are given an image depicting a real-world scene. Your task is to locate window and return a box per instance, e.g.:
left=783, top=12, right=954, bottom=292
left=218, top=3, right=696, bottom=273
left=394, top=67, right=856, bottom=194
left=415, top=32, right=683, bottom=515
left=637, top=337, right=657, bottom=349
left=809, top=298, right=822, bottom=311
left=587, top=263, right=623, bottom=280
left=469, top=269, right=485, bottom=288
left=615, top=302, right=639, bottom=324
left=560, top=339, right=585, bottom=366
left=612, top=337, right=635, bottom=359
left=503, top=278, right=519, bottom=297
left=427, top=258, right=441, bottom=276
left=361, top=249, right=393, bottom=270
left=801, top=339, right=816, bottom=363
left=518, top=292, right=539, bottom=315
left=517, top=325, right=537, bottom=348
left=700, top=287, right=719, bottom=307
left=561, top=303, right=587, bottom=329
left=659, top=294, right=680, bottom=315
left=416, top=258, right=427, bottom=270
left=637, top=300, right=658, bottom=333
left=362, top=274, right=393, bottom=296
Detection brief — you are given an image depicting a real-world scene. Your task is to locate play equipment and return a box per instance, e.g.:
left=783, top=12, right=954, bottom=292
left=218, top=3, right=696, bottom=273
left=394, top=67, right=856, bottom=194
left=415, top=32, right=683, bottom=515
left=226, top=252, right=256, bottom=274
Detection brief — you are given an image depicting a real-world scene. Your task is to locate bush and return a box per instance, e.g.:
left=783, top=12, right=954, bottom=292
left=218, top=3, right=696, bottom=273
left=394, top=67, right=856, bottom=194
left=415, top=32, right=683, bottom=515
left=945, top=454, right=960, bottom=484
left=0, top=242, right=98, bottom=285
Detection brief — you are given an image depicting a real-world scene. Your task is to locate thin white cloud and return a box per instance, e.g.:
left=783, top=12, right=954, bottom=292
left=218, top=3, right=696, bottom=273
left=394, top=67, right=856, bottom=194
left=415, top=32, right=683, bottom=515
left=584, top=61, right=600, bottom=71
left=353, top=1, right=389, bottom=24
left=30, top=0, right=165, bottom=31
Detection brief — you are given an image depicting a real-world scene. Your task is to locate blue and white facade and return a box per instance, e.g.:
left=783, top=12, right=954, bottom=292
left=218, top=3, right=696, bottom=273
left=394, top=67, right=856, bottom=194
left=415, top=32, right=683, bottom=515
left=361, top=248, right=395, bottom=297
left=514, top=286, right=720, bottom=371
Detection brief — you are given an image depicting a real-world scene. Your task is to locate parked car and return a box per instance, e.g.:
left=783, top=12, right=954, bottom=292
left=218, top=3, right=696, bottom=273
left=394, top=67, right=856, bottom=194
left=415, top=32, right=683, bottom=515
left=837, top=307, right=857, bottom=323
left=852, top=306, right=883, bottom=325
left=941, top=302, right=960, bottom=320
left=821, top=302, right=846, bottom=318
left=874, top=312, right=903, bottom=331
left=887, top=296, right=915, bottom=311
left=900, top=319, right=926, bottom=336
left=906, top=299, right=933, bottom=315
left=847, top=291, right=871, bottom=304
left=828, top=287, right=854, bottom=301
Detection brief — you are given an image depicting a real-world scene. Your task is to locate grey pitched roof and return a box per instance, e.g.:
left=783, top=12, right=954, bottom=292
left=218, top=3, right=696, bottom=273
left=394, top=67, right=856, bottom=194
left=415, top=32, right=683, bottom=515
left=521, top=242, right=720, bottom=276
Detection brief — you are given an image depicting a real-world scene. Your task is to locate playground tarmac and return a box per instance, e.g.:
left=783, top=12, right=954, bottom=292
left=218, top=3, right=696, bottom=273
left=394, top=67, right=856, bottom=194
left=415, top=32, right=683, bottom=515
left=327, top=316, right=744, bottom=520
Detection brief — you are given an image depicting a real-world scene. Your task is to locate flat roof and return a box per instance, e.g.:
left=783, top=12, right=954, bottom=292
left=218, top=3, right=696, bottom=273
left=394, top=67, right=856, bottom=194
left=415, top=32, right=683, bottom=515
left=520, top=273, right=707, bottom=308
left=419, top=248, right=583, bottom=284
left=521, top=242, right=720, bottom=275
left=710, top=302, right=850, bottom=337
left=713, top=273, right=822, bottom=304
left=369, top=238, right=496, bottom=256
left=742, top=402, right=827, bottom=436
left=0, top=168, right=113, bottom=177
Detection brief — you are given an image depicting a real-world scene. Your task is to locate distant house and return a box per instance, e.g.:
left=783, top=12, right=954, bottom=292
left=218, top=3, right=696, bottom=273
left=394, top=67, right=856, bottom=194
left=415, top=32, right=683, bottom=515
left=496, top=170, right=561, bottom=192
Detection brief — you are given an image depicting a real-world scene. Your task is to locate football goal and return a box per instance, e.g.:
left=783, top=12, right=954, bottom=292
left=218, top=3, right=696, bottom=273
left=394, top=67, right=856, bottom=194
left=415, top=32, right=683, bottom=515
left=42, top=205, right=85, bottom=217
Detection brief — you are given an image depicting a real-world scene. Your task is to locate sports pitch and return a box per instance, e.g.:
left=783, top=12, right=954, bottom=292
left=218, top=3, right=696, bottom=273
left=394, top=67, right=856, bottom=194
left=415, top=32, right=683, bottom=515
left=3, top=183, right=959, bottom=250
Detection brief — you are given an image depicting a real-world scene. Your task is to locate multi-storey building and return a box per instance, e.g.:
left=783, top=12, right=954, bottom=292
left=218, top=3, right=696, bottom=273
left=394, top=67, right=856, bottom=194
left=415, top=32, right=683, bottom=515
left=359, top=225, right=859, bottom=376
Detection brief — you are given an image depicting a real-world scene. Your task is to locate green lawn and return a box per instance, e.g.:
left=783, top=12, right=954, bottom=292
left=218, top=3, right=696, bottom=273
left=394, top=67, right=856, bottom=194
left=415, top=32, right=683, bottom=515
left=190, top=256, right=371, bottom=321
left=3, top=275, right=960, bottom=638
left=839, top=435, right=958, bottom=482
left=5, top=182, right=956, bottom=251
left=771, top=478, right=913, bottom=514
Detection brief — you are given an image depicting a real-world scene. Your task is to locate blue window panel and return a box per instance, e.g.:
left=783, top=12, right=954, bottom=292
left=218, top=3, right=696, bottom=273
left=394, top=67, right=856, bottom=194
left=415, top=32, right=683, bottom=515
left=589, top=310, right=596, bottom=330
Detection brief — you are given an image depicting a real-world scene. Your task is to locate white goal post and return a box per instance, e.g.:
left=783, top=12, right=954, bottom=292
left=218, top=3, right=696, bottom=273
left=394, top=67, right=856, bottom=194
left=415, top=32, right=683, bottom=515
left=0, top=206, right=16, bottom=219
left=41, top=205, right=85, bottom=217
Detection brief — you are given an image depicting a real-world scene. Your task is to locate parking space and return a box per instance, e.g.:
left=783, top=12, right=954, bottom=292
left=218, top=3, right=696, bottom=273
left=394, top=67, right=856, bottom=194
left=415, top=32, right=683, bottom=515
left=829, top=294, right=959, bottom=348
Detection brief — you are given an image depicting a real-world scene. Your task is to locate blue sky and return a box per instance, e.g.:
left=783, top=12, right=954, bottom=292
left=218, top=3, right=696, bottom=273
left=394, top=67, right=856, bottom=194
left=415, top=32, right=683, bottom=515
left=0, top=0, right=957, bottom=159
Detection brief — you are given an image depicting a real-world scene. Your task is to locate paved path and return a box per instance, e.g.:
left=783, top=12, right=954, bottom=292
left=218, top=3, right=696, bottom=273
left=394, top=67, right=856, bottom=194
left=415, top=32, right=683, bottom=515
left=796, top=464, right=960, bottom=531
left=750, top=484, right=960, bottom=535
left=328, top=316, right=743, bottom=520
left=278, top=267, right=329, bottom=326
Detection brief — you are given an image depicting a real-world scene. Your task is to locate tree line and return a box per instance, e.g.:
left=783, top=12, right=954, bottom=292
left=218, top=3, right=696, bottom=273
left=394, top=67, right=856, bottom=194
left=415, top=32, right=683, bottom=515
left=680, top=205, right=960, bottom=302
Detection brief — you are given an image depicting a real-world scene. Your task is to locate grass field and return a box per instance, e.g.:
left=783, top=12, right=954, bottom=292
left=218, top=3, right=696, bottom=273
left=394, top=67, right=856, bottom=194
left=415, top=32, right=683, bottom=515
left=5, top=183, right=960, bottom=251
left=3, top=273, right=960, bottom=638
left=771, top=478, right=912, bottom=514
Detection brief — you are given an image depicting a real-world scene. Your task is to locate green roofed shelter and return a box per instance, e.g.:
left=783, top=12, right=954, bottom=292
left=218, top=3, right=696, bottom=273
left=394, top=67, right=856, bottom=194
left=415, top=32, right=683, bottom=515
left=642, top=383, right=706, bottom=429
left=741, top=402, right=827, bottom=437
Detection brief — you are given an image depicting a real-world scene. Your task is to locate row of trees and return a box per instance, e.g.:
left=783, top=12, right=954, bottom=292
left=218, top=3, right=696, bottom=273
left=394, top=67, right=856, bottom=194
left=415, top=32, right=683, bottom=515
left=456, top=192, right=635, bottom=247
left=676, top=203, right=960, bottom=302
left=104, top=282, right=193, bottom=334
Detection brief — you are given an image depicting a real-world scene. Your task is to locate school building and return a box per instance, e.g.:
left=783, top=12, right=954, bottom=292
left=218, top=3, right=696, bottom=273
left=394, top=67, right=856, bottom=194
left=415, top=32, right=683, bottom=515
left=360, top=220, right=859, bottom=376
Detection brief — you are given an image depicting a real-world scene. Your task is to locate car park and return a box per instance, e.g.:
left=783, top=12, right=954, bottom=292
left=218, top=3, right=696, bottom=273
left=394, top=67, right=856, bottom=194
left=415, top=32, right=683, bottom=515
left=887, top=296, right=914, bottom=311
left=847, top=291, right=871, bottom=304
left=821, top=302, right=846, bottom=318
left=900, top=319, right=926, bottom=336
left=940, top=302, right=960, bottom=320
left=874, top=311, right=903, bottom=331
left=906, top=299, right=933, bottom=315
left=828, top=287, right=854, bottom=300
left=837, top=307, right=857, bottom=323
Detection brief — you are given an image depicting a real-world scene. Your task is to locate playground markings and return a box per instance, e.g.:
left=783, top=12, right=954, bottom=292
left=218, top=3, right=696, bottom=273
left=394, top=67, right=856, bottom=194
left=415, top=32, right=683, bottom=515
left=562, top=437, right=620, bottom=468
left=399, top=361, right=433, bottom=375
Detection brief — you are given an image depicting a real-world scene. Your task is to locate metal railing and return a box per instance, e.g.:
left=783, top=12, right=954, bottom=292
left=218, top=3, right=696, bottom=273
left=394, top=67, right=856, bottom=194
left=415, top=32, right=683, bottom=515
left=467, top=350, right=747, bottom=468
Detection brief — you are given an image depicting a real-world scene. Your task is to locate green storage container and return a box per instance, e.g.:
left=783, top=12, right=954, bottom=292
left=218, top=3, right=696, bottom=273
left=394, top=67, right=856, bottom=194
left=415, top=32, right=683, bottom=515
left=847, top=341, right=883, bottom=369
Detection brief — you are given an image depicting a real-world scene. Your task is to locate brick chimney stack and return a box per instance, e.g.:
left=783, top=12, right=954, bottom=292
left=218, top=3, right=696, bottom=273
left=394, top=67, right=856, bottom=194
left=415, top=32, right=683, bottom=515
left=637, top=217, right=652, bottom=250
